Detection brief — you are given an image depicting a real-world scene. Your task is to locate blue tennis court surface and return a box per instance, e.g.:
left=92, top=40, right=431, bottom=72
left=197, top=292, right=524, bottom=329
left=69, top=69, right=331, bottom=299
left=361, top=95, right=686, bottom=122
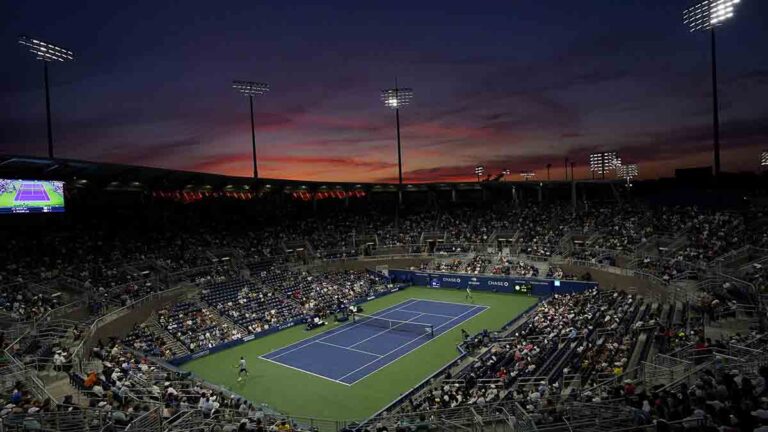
left=260, top=299, right=487, bottom=385
left=15, top=182, right=50, bottom=202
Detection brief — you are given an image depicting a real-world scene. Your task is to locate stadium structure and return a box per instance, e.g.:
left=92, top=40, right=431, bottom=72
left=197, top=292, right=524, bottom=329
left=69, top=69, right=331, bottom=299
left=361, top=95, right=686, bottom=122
left=1, top=153, right=767, bottom=432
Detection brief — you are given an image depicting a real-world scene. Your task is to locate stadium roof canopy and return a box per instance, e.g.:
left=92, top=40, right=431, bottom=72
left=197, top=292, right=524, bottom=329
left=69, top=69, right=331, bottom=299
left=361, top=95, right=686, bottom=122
left=0, top=155, right=617, bottom=193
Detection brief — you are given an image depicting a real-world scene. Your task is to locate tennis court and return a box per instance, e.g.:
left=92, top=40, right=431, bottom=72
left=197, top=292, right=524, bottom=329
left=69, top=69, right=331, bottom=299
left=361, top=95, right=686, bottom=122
left=260, top=298, right=487, bottom=385
left=14, top=181, right=50, bottom=202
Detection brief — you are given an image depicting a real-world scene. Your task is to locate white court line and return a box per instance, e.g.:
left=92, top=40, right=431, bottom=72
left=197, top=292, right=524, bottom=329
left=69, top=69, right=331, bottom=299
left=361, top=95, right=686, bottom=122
left=396, top=309, right=459, bottom=319
left=261, top=299, right=418, bottom=360
left=316, top=341, right=382, bottom=357
left=260, top=298, right=488, bottom=385
left=407, top=298, right=483, bottom=307
left=259, top=356, right=351, bottom=386
left=348, top=313, right=425, bottom=349
left=339, top=305, right=488, bottom=383
left=341, top=305, right=487, bottom=383
left=261, top=300, right=416, bottom=360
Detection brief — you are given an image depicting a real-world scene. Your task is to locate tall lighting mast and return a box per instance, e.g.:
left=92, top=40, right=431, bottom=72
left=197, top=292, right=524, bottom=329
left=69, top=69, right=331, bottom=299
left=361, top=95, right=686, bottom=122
left=232, top=80, right=269, bottom=179
left=683, top=0, right=742, bottom=178
left=18, top=35, right=74, bottom=159
left=474, top=165, right=485, bottom=183
left=381, top=83, right=413, bottom=197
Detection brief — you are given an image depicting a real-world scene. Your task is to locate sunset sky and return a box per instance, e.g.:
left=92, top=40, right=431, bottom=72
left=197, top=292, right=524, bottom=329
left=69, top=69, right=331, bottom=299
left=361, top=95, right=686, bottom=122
left=1, top=1, right=767, bottom=182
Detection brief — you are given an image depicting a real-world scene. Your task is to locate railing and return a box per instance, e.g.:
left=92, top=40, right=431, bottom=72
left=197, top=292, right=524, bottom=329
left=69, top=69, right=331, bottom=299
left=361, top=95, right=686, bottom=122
left=641, top=354, right=691, bottom=388
left=362, top=400, right=530, bottom=431
left=631, top=269, right=668, bottom=289
left=70, top=284, right=189, bottom=374
left=0, top=405, right=114, bottom=432
left=164, top=409, right=203, bottom=432
left=124, top=407, right=163, bottom=432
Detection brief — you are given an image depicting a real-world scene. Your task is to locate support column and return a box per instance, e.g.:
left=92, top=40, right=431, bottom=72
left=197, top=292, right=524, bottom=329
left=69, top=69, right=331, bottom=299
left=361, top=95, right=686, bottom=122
left=44, top=62, right=54, bottom=159
left=571, top=180, right=577, bottom=215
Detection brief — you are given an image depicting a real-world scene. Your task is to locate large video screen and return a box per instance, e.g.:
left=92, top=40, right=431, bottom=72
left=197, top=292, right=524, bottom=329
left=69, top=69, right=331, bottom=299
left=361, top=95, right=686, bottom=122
left=0, top=179, right=65, bottom=214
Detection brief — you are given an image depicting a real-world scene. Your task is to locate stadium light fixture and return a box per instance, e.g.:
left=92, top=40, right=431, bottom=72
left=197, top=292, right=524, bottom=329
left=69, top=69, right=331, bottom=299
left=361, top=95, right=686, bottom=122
left=760, top=151, right=768, bottom=168
left=232, top=80, right=270, bottom=179
left=18, top=35, right=74, bottom=159
left=520, top=171, right=535, bottom=181
left=589, top=151, right=619, bottom=180
left=617, top=163, right=639, bottom=185
left=683, top=0, right=742, bottom=178
left=475, top=165, right=485, bottom=183
left=381, top=83, right=413, bottom=187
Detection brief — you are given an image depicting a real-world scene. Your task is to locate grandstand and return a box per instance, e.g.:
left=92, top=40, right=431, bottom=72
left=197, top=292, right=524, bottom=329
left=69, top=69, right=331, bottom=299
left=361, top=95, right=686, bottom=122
left=1, top=156, right=767, bottom=432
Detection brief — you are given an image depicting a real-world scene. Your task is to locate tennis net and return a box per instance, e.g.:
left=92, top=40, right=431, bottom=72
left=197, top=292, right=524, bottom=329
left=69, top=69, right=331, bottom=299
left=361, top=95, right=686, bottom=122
left=352, top=313, right=434, bottom=338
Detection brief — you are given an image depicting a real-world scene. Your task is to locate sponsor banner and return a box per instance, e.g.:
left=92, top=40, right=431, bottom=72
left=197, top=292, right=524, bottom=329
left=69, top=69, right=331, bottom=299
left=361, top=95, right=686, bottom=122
left=191, top=350, right=210, bottom=360
left=389, top=269, right=597, bottom=297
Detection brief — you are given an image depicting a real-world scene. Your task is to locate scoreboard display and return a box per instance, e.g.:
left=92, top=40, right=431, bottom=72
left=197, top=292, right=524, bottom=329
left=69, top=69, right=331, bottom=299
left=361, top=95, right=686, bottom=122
left=0, top=179, right=65, bottom=214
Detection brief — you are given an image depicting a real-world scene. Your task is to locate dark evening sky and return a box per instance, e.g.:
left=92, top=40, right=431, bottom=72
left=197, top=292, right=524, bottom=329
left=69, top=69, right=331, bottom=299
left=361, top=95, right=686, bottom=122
left=1, top=1, right=767, bottom=182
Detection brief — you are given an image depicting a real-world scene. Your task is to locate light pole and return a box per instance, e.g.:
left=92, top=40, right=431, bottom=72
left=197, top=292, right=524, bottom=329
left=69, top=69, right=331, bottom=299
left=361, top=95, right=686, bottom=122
left=232, top=80, right=269, bottom=179
left=618, top=163, right=639, bottom=186
left=381, top=84, right=413, bottom=191
left=683, top=0, right=742, bottom=178
left=589, top=152, right=618, bottom=180
left=564, top=158, right=569, bottom=181
left=546, top=163, right=552, bottom=181
left=475, top=165, right=485, bottom=183
left=18, top=36, right=74, bottom=159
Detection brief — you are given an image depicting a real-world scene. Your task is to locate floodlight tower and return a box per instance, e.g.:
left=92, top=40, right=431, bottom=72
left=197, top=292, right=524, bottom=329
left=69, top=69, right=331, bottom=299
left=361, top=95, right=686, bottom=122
left=475, top=165, right=485, bottom=183
left=18, top=36, right=74, bottom=159
left=381, top=84, right=413, bottom=190
left=232, top=80, right=269, bottom=179
left=618, top=163, right=639, bottom=186
left=546, top=163, right=552, bottom=181
left=683, top=0, right=742, bottom=178
left=589, top=151, right=618, bottom=180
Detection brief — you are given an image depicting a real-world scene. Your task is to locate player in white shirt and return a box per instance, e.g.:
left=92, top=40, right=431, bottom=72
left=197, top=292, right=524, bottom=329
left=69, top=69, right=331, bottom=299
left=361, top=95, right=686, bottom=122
left=237, top=357, right=248, bottom=382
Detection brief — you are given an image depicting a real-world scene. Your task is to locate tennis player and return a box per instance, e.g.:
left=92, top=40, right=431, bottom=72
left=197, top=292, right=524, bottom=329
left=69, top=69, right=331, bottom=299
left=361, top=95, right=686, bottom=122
left=237, top=356, right=248, bottom=382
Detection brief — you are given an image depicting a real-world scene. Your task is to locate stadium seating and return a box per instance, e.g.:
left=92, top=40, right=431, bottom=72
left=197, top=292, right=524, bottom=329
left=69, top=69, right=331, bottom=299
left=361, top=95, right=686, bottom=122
left=2, top=199, right=768, bottom=432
